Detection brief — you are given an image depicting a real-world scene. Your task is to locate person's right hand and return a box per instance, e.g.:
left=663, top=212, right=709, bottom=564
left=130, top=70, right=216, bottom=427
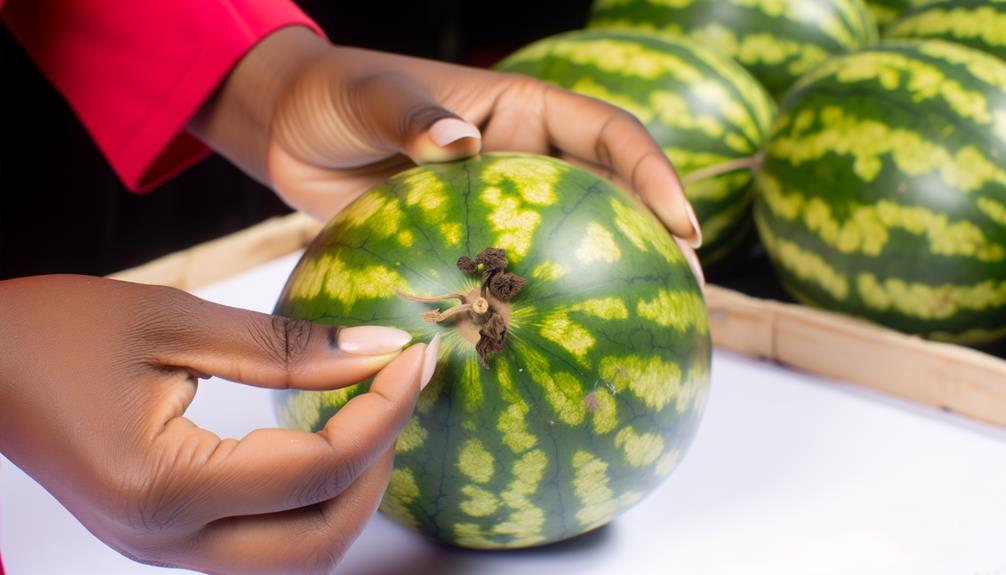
left=0, top=274, right=439, bottom=575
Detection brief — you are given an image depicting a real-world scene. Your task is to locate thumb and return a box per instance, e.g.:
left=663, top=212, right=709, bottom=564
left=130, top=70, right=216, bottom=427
left=351, top=72, right=482, bottom=164
left=154, top=293, right=415, bottom=390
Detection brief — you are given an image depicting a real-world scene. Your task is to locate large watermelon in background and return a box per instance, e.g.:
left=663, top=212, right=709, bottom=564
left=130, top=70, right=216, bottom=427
left=754, top=40, right=1006, bottom=344
left=587, top=0, right=878, bottom=98
left=865, top=0, right=919, bottom=29
left=496, top=30, right=775, bottom=272
left=274, top=153, right=711, bottom=548
left=886, top=0, right=1006, bottom=62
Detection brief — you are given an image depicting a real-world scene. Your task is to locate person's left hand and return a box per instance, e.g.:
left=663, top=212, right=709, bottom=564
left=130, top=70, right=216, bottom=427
left=192, top=27, right=702, bottom=254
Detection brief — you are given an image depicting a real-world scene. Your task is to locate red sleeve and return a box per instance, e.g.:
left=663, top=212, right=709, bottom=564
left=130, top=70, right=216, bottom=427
left=1, top=0, right=324, bottom=191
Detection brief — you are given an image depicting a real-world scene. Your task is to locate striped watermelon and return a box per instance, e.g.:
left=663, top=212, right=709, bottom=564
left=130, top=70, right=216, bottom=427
left=754, top=40, right=1006, bottom=344
left=865, top=0, right=919, bottom=29
left=886, top=0, right=1006, bottom=63
left=496, top=30, right=775, bottom=271
left=587, top=0, right=878, bottom=98
left=273, top=153, right=711, bottom=548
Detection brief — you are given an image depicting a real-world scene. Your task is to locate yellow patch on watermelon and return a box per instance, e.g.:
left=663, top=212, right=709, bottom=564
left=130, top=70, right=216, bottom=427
left=481, top=186, right=541, bottom=262
left=396, top=229, right=414, bottom=247
left=590, top=388, right=619, bottom=435
left=615, top=426, right=666, bottom=467
left=762, top=168, right=1005, bottom=262
left=611, top=197, right=681, bottom=263
left=458, top=439, right=494, bottom=484
left=977, top=196, right=1006, bottom=226
left=600, top=355, right=683, bottom=411
left=542, top=371, right=588, bottom=426
left=494, top=449, right=548, bottom=545
left=322, top=255, right=405, bottom=306
left=380, top=468, right=420, bottom=528
left=540, top=310, right=596, bottom=359
left=286, top=253, right=330, bottom=300
left=655, top=448, right=682, bottom=477
left=572, top=450, right=618, bottom=529
left=396, top=418, right=427, bottom=453
left=460, top=485, right=500, bottom=517
left=637, top=289, right=709, bottom=333
left=576, top=221, right=622, bottom=264
left=440, top=222, right=462, bottom=246
left=571, top=297, right=629, bottom=320
left=403, top=169, right=447, bottom=216
left=757, top=215, right=850, bottom=300
left=531, top=260, right=570, bottom=282
left=572, top=77, right=654, bottom=124
left=857, top=273, right=1006, bottom=320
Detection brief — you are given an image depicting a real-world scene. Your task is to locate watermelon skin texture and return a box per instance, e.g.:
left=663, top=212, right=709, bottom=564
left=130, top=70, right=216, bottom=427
left=886, top=0, right=1006, bottom=63
left=496, top=30, right=775, bottom=271
left=587, top=0, right=878, bottom=98
left=865, top=0, right=919, bottom=29
left=272, top=153, right=711, bottom=548
left=754, top=40, right=1006, bottom=344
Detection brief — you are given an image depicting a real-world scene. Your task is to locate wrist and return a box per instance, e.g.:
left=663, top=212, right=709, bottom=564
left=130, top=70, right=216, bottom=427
left=189, top=26, right=331, bottom=184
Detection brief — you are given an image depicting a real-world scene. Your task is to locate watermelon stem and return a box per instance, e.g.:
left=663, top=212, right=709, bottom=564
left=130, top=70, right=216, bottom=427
left=397, top=247, right=526, bottom=368
left=682, top=152, right=764, bottom=186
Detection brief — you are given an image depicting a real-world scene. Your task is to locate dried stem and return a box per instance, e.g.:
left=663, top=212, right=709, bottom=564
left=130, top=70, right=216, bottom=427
left=682, top=152, right=764, bottom=186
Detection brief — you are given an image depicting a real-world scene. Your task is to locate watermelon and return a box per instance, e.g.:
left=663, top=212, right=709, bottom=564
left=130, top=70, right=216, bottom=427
left=754, top=40, right=1006, bottom=344
left=886, top=0, right=1006, bottom=63
left=273, top=153, right=711, bottom=548
left=587, top=0, right=878, bottom=98
left=496, top=30, right=776, bottom=272
left=865, top=0, right=919, bottom=29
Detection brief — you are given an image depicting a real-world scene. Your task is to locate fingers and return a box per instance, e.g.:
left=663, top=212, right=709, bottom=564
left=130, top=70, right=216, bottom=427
left=347, top=72, right=482, bottom=164
left=152, top=291, right=413, bottom=390
left=189, top=447, right=396, bottom=575
left=154, top=340, right=437, bottom=527
left=539, top=84, right=702, bottom=247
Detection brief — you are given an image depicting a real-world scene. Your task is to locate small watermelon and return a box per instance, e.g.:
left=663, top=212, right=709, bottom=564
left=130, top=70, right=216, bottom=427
left=754, top=40, right=1006, bottom=344
left=587, top=0, right=878, bottom=98
left=496, top=30, right=775, bottom=272
left=273, top=153, right=711, bottom=548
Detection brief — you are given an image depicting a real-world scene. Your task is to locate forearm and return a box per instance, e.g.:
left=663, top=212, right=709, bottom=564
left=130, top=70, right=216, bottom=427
left=189, top=26, right=330, bottom=185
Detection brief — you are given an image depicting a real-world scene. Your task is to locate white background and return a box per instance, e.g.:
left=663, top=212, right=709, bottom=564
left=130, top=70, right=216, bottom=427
left=3, top=252, right=1005, bottom=574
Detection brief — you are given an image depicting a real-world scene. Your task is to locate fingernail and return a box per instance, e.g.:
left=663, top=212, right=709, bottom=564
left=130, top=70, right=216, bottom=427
left=676, top=237, right=706, bottom=288
left=685, top=202, right=703, bottom=249
left=419, top=334, right=441, bottom=390
left=335, top=326, right=413, bottom=356
left=429, top=118, right=481, bottom=147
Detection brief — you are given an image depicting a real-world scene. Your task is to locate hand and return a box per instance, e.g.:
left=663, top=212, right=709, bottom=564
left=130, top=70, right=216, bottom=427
left=191, top=27, right=702, bottom=249
left=0, top=275, right=438, bottom=574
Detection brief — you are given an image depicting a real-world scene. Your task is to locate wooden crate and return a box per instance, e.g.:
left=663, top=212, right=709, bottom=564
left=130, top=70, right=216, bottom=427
left=111, top=212, right=1006, bottom=428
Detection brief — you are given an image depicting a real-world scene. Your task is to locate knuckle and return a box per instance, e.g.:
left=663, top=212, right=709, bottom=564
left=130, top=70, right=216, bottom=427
left=250, top=315, right=313, bottom=379
left=294, top=447, right=368, bottom=508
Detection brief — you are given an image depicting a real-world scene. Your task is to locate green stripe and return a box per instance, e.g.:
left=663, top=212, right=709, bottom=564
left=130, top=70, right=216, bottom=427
left=588, top=0, right=877, bottom=96
left=887, top=1, right=1006, bottom=63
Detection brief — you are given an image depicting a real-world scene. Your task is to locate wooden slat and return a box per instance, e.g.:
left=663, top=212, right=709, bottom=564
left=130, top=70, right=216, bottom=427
left=705, top=286, right=1006, bottom=427
left=109, top=212, right=322, bottom=289
left=109, top=213, right=1006, bottom=428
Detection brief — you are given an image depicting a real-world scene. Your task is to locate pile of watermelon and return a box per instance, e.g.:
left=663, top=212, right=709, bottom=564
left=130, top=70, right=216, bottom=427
left=272, top=0, right=1006, bottom=551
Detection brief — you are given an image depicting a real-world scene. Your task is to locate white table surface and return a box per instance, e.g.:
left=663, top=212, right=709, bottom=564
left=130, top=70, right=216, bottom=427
left=4, top=252, right=1006, bottom=575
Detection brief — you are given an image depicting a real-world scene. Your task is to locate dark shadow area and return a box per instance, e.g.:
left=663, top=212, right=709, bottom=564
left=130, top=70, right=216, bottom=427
left=0, top=0, right=592, bottom=279
left=339, top=523, right=616, bottom=575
